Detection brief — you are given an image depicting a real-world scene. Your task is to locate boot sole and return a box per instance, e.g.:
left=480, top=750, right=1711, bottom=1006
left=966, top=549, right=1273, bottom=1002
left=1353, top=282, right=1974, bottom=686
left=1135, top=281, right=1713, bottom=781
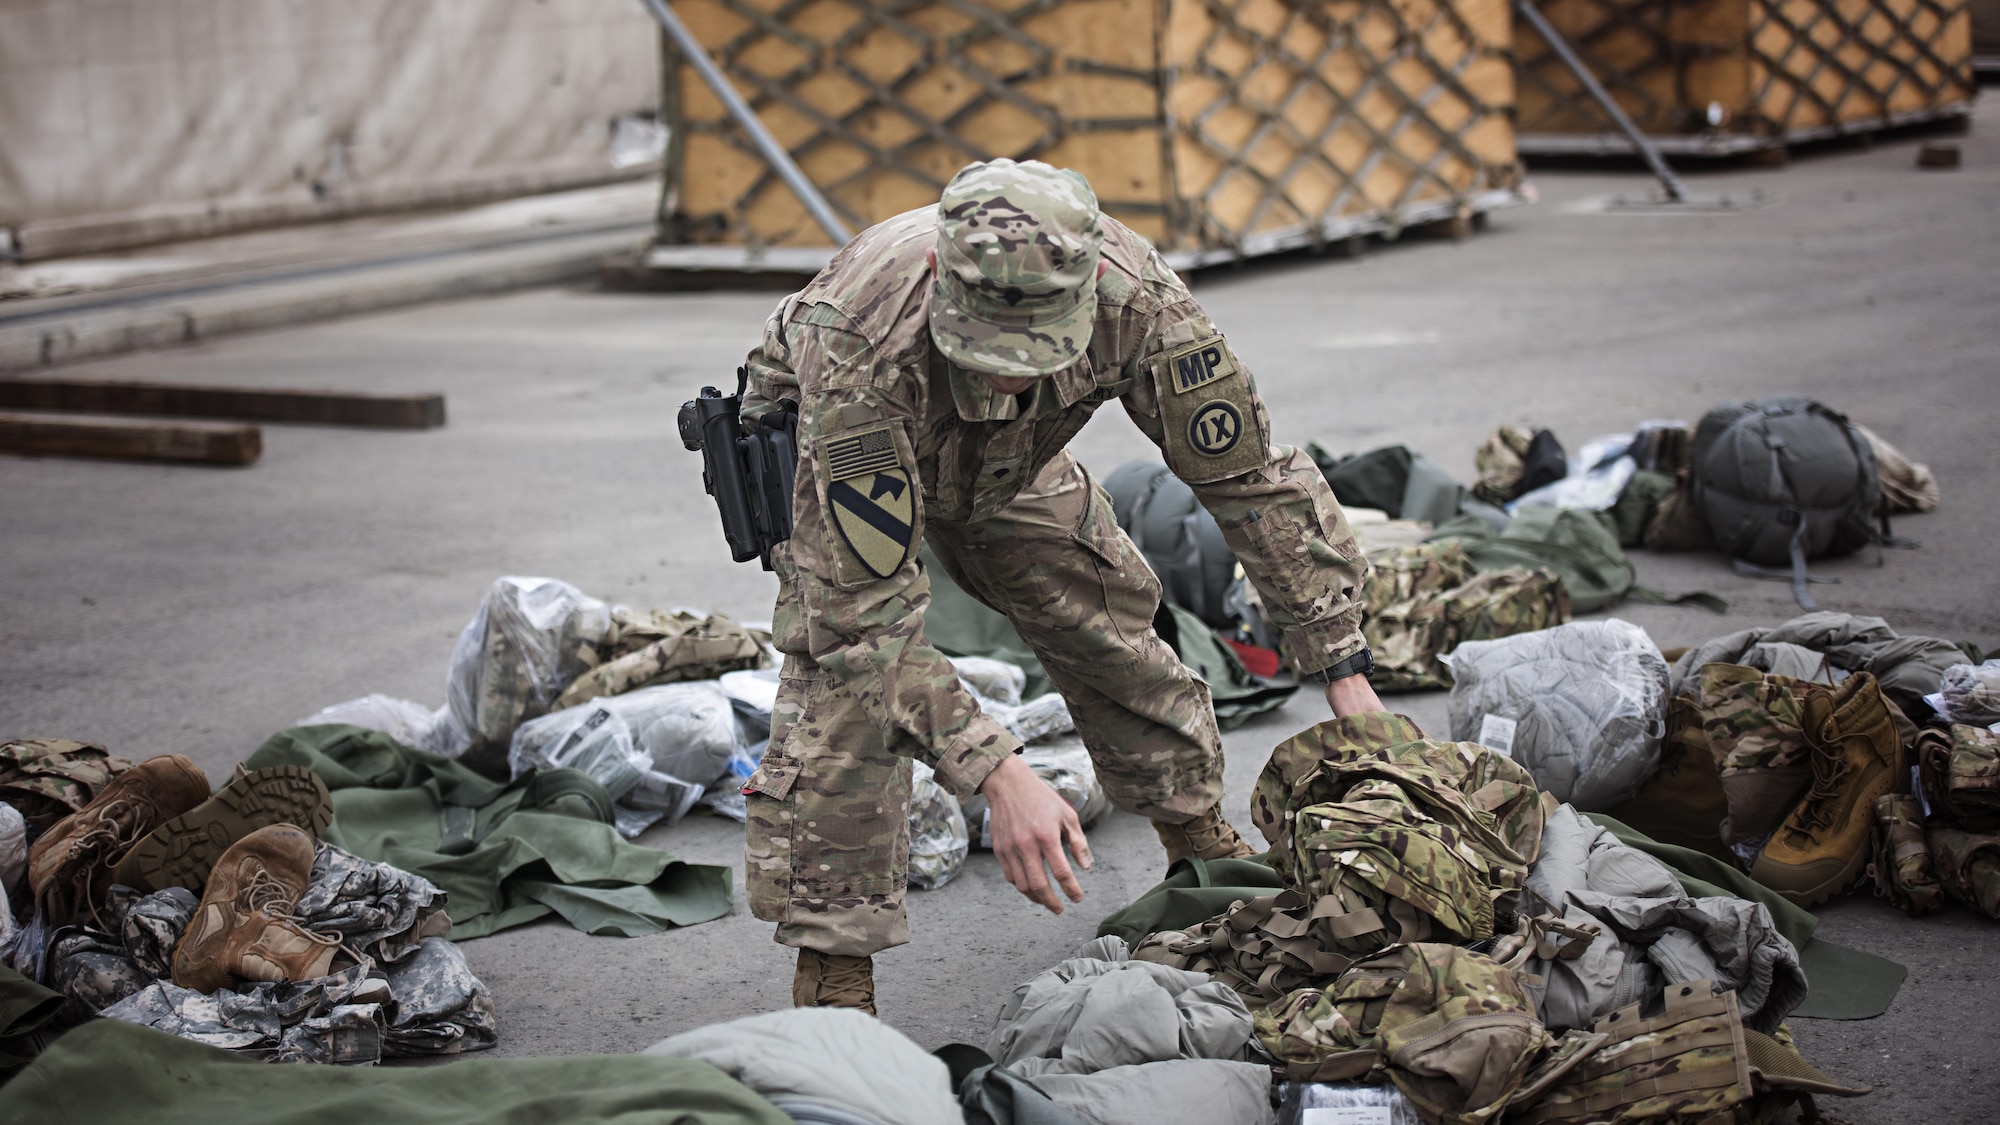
left=115, top=766, right=331, bottom=893
left=1753, top=843, right=1869, bottom=909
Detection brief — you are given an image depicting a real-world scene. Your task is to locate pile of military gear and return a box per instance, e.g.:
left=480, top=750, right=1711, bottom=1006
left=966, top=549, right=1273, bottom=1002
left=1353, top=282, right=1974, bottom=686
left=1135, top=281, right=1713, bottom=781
left=1606, top=611, right=1994, bottom=914
left=1083, top=713, right=1868, bottom=1125
left=0, top=741, right=495, bottom=1065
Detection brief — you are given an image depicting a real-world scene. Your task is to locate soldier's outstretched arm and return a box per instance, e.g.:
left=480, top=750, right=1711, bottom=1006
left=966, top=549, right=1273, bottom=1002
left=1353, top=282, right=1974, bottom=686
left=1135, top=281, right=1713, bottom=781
left=1117, top=258, right=1375, bottom=701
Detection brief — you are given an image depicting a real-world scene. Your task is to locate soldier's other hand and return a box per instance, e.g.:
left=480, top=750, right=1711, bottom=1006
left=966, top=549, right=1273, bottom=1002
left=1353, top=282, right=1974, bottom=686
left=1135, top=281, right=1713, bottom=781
left=979, top=754, right=1092, bottom=915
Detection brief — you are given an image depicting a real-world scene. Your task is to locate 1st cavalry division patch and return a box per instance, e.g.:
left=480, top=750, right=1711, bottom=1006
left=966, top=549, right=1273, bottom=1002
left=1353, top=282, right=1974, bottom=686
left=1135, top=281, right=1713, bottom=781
left=824, top=425, right=915, bottom=579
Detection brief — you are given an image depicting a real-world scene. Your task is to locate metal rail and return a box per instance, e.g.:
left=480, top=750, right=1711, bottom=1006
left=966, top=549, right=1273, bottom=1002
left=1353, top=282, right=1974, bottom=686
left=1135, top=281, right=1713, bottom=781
left=1514, top=0, right=1691, bottom=203
left=636, top=0, right=854, bottom=245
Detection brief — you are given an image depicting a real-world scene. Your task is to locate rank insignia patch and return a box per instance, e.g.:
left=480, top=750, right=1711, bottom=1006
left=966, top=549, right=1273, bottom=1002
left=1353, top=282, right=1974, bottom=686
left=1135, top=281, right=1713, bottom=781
left=824, top=426, right=915, bottom=579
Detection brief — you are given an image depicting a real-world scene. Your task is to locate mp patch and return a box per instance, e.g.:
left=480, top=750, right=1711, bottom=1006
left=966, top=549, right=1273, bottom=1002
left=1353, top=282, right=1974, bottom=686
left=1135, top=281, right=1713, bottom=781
left=1152, top=335, right=1266, bottom=483
left=822, top=425, right=916, bottom=580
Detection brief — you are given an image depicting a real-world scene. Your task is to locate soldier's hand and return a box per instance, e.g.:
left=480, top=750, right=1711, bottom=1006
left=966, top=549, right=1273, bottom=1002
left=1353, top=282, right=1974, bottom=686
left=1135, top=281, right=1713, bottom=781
left=979, top=754, right=1092, bottom=915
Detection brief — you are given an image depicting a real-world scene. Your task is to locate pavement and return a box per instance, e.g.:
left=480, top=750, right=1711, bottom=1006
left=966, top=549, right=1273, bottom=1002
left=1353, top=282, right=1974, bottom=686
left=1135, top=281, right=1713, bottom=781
left=3, top=112, right=1997, bottom=1119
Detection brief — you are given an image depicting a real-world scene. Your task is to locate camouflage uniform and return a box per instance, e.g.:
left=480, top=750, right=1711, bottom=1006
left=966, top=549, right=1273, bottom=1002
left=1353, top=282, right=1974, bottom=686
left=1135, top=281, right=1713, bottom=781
left=741, top=159, right=1368, bottom=957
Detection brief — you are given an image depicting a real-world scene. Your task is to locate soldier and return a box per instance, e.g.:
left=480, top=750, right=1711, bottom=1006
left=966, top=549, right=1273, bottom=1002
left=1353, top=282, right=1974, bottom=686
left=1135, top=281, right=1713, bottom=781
left=738, top=158, right=1383, bottom=1014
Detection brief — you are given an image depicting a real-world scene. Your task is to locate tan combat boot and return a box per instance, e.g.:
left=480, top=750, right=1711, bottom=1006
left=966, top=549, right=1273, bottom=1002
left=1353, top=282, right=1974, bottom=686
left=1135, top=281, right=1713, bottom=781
left=1751, top=672, right=1904, bottom=907
left=1153, top=805, right=1257, bottom=867
left=114, top=764, right=331, bottom=895
left=173, top=823, right=339, bottom=993
left=27, top=754, right=211, bottom=928
left=793, top=949, right=876, bottom=1016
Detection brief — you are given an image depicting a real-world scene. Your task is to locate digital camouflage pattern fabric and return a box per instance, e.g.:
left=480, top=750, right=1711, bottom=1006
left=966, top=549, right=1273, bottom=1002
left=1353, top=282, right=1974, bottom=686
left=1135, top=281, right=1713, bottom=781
left=929, top=158, right=1104, bottom=378
left=0, top=738, right=133, bottom=833
left=739, top=165, right=1369, bottom=956
left=1253, top=942, right=1546, bottom=1125
left=905, top=760, right=969, bottom=891
left=1871, top=793, right=1943, bottom=915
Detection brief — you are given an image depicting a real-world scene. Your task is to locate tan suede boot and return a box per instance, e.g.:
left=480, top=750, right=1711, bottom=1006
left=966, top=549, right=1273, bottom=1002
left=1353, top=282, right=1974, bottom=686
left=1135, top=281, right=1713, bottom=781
left=1152, top=805, right=1257, bottom=866
left=27, top=754, right=211, bottom=928
left=793, top=949, right=876, bottom=1016
left=172, top=823, right=337, bottom=993
left=1751, top=672, right=1904, bottom=907
left=114, top=764, right=331, bottom=895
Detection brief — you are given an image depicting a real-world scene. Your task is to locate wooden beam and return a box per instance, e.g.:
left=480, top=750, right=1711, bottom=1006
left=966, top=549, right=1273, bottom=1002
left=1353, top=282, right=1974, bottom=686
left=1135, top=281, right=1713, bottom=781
left=0, top=378, right=445, bottom=429
left=0, top=415, right=262, bottom=466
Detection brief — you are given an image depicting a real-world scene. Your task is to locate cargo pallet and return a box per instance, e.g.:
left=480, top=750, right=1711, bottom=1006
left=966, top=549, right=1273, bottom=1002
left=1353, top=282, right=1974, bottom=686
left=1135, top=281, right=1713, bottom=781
left=1513, top=0, right=1977, bottom=159
left=633, top=0, right=1529, bottom=278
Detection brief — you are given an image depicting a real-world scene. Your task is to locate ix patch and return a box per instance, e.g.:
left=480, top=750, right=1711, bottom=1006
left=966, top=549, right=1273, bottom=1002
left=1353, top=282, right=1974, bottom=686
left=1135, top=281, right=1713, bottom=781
left=1153, top=335, right=1266, bottom=483
left=823, top=425, right=915, bottom=580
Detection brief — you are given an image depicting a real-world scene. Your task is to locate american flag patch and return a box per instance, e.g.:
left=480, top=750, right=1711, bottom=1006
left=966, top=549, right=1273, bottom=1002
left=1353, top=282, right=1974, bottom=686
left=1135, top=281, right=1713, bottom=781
left=824, top=426, right=900, bottom=481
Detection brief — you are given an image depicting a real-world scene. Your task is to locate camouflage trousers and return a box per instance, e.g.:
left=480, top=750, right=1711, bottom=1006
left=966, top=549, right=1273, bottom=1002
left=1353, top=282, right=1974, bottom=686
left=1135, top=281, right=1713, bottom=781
left=748, top=455, right=1225, bottom=957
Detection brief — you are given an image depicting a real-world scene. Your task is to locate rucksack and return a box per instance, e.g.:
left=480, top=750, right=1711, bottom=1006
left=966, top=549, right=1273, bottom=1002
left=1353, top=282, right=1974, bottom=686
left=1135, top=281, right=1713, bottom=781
left=1689, top=396, right=1881, bottom=608
left=1102, top=461, right=1236, bottom=627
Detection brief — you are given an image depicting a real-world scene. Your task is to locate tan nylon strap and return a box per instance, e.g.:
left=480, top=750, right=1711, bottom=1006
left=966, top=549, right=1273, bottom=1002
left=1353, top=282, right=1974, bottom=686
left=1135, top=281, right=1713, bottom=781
left=1288, top=1048, right=1377, bottom=1084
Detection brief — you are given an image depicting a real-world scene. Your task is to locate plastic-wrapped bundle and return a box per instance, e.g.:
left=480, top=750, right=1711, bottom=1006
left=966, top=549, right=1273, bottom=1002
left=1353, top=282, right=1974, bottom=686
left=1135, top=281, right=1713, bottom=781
left=908, top=761, right=969, bottom=890
left=1931, top=660, right=2000, bottom=726
left=1445, top=619, right=1669, bottom=810
left=959, top=738, right=1111, bottom=849
left=298, top=694, right=446, bottom=750
left=510, top=682, right=743, bottom=836
left=437, top=577, right=615, bottom=764
left=952, top=655, right=1076, bottom=743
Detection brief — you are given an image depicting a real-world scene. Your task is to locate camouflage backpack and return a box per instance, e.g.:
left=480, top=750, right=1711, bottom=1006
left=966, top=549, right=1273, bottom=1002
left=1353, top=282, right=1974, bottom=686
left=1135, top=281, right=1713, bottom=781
left=1249, top=714, right=1553, bottom=956
left=1473, top=425, right=1567, bottom=506
left=1915, top=723, right=2000, bottom=831
left=0, top=738, right=134, bottom=834
left=1254, top=942, right=1547, bottom=1125
left=1362, top=542, right=1570, bottom=692
left=1870, top=794, right=1943, bottom=915
left=1132, top=889, right=1356, bottom=1007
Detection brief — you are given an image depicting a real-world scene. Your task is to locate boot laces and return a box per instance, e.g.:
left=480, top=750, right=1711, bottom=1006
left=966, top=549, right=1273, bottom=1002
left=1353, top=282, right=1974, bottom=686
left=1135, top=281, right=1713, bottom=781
left=802, top=952, right=873, bottom=1007
left=69, top=797, right=158, bottom=865
left=240, top=868, right=304, bottom=917
left=1790, top=743, right=1851, bottom=838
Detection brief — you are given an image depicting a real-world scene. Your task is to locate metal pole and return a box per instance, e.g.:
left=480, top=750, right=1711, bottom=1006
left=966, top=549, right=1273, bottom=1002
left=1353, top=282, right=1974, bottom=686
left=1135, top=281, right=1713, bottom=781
left=636, top=0, right=855, bottom=245
left=1515, top=0, right=1690, bottom=203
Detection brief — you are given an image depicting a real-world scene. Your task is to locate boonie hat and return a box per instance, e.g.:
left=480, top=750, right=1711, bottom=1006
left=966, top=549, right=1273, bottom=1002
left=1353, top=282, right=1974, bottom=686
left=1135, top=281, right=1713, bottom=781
left=928, top=158, right=1105, bottom=379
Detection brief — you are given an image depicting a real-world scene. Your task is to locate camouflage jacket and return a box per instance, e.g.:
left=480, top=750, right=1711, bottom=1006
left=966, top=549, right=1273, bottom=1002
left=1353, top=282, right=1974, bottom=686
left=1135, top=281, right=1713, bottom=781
left=742, top=207, right=1367, bottom=795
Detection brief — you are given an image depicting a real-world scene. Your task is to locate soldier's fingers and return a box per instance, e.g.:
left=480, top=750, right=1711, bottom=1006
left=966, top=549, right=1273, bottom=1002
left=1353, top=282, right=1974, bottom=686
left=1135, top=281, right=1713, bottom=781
left=1063, top=816, right=1094, bottom=871
left=1043, top=835, right=1083, bottom=905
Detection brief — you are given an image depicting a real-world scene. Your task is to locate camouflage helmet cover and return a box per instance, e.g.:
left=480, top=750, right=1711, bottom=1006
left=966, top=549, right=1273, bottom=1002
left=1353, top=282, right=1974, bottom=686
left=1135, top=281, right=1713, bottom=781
left=929, top=158, right=1105, bottom=378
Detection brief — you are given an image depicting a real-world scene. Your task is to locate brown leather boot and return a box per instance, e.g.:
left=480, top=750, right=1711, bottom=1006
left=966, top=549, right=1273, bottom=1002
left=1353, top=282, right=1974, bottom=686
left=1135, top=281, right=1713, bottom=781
left=1751, top=672, right=1904, bottom=907
left=27, top=754, right=211, bottom=928
left=114, top=764, right=331, bottom=895
left=793, top=949, right=876, bottom=1016
left=172, top=823, right=338, bottom=993
left=1152, top=805, right=1256, bottom=866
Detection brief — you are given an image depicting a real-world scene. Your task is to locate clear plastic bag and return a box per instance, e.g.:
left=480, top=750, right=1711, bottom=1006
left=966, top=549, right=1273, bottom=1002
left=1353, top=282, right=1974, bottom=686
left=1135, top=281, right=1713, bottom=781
left=298, top=694, right=445, bottom=749
left=1276, top=1082, right=1422, bottom=1125
left=1445, top=619, right=1670, bottom=810
left=439, top=577, right=615, bottom=759
left=1930, top=660, right=2000, bottom=726
left=952, top=655, right=1075, bottom=742
left=953, top=656, right=1026, bottom=707
left=509, top=702, right=655, bottom=802
left=908, top=760, right=970, bottom=891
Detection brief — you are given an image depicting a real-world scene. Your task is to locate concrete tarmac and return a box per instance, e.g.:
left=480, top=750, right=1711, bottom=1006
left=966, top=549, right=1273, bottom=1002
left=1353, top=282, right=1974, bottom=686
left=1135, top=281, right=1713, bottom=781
left=3, top=116, right=1997, bottom=1119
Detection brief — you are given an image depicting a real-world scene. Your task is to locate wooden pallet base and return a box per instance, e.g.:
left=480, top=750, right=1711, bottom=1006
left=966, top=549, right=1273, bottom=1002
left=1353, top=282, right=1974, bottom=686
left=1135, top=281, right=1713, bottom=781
left=1517, top=101, right=1974, bottom=156
left=0, top=378, right=444, bottom=429
left=0, top=414, right=261, bottom=465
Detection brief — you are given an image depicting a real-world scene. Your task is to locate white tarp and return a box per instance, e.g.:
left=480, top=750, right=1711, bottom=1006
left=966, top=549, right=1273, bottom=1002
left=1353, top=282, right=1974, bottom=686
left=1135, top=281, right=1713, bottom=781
left=0, top=0, right=661, bottom=258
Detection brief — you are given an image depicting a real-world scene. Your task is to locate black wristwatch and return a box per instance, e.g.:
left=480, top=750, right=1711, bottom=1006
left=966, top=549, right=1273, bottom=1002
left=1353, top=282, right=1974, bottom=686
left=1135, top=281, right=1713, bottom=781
left=1304, top=647, right=1374, bottom=685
